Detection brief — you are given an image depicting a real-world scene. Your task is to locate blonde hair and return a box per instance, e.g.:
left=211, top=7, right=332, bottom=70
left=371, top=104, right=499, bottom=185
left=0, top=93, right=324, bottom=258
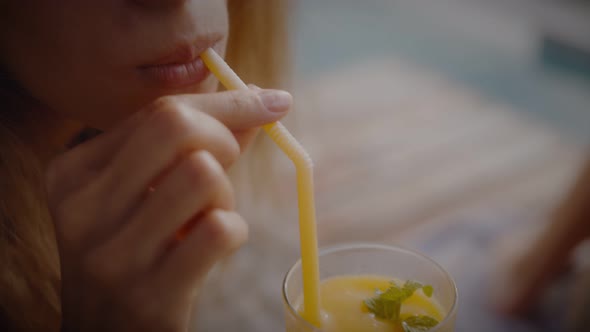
left=0, top=1, right=289, bottom=330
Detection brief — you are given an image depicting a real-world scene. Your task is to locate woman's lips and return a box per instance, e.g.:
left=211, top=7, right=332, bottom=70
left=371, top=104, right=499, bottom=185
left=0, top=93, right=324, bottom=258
left=139, top=35, right=222, bottom=89
left=139, top=56, right=210, bottom=89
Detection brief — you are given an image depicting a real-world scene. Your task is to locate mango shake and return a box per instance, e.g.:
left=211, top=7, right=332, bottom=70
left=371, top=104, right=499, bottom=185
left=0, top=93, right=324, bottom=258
left=292, top=275, right=444, bottom=332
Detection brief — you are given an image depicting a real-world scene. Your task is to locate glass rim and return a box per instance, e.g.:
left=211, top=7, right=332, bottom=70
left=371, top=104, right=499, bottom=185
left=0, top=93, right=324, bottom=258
left=282, top=242, right=458, bottom=332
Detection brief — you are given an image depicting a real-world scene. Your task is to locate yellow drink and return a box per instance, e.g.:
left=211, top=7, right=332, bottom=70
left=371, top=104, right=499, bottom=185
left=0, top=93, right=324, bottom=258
left=283, top=244, right=457, bottom=332
left=292, top=275, right=445, bottom=332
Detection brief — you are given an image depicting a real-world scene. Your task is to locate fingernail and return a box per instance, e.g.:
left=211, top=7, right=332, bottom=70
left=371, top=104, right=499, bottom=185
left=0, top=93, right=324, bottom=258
left=258, top=90, right=292, bottom=113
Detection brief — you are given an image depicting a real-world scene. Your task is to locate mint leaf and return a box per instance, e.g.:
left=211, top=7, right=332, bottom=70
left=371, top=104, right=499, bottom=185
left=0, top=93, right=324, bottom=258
left=364, top=280, right=436, bottom=322
left=402, top=315, right=439, bottom=332
left=365, top=296, right=402, bottom=321
left=401, top=281, right=424, bottom=298
left=364, top=284, right=404, bottom=321
left=422, top=285, right=434, bottom=297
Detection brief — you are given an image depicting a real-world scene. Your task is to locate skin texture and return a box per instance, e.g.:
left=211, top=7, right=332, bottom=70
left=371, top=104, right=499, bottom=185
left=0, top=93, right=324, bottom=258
left=0, top=0, right=227, bottom=128
left=0, top=1, right=293, bottom=330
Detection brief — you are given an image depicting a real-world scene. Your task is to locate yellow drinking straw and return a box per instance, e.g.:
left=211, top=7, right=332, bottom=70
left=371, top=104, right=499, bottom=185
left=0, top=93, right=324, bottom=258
left=200, top=49, right=321, bottom=327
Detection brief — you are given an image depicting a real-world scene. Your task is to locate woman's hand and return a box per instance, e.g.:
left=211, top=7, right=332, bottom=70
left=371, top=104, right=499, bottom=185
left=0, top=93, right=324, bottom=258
left=45, top=88, right=291, bottom=332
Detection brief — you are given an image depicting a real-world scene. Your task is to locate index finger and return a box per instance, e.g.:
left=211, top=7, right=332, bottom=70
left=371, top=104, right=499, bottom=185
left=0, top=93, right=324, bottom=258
left=174, top=88, right=292, bottom=131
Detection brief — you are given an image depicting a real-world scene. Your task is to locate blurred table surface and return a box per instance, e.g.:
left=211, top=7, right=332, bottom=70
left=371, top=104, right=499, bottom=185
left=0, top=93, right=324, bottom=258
left=286, top=57, right=585, bottom=245
left=194, top=57, right=587, bottom=332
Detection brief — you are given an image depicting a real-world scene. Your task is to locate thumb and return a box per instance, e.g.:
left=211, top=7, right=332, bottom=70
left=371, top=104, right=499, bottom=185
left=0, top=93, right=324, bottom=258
left=177, top=88, right=292, bottom=131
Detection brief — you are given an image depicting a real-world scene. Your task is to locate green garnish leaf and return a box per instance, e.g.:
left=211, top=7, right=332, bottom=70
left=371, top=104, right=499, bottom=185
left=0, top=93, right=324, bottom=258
left=422, top=285, right=434, bottom=297
left=364, top=283, right=403, bottom=321
left=401, top=281, right=424, bottom=298
left=364, top=295, right=402, bottom=322
left=363, top=280, right=436, bottom=323
left=401, top=315, right=439, bottom=332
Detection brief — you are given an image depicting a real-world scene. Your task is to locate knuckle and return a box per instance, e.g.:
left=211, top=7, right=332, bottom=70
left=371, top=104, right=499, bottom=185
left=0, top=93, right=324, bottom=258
left=150, top=96, right=241, bottom=168
left=203, top=116, right=241, bottom=166
left=220, top=134, right=240, bottom=166
left=149, top=95, right=179, bottom=114
left=226, top=92, right=248, bottom=113
left=183, top=151, right=235, bottom=210
left=202, top=211, right=248, bottom=251
left=149, top=97, right=192, bottom=137
left=201, top=115, right=240, bottom=166
left=203, top=214, right=231, bottom=245
left=184, top=151, right=226, bottom=189
left=245, top=89, right=263, bottom=106
left=226, top=90, right=262, bottom=116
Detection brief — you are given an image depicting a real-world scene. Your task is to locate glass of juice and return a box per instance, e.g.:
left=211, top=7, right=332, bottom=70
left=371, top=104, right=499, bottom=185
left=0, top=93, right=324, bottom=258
left=283, top=243, right=458, bottom=332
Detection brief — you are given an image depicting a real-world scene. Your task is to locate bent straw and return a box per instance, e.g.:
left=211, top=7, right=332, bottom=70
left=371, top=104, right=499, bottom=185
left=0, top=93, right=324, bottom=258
left=200, top=48, right=321, bottom=327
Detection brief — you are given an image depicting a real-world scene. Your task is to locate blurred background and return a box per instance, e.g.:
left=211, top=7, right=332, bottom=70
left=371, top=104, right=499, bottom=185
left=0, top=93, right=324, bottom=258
left=290, top=0, right=590, bottom=331
left=198, top=1, right=590, bottom=331
left=289, top=0, right=590, bottom=239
